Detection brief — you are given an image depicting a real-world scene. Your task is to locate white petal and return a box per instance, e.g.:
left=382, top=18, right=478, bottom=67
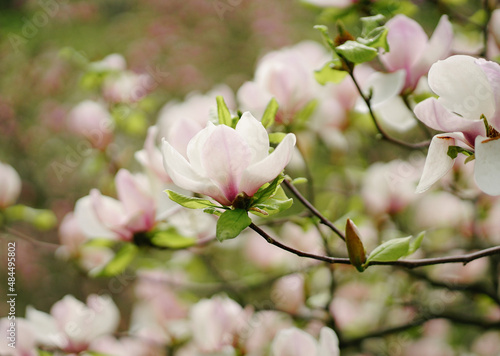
left=428, top=55, right=495, bottom=121
left=416, top=134, right=462, bottom=193
left=25, top=306, right=64, bottom=348
left=271, top=327, right=318, bottom=356
left=186, top=122, right=217, bottom=175
left=0, top=162, right=21, bottom=208
left=474, top=136, right=500, bottom=195
left=240, top=133, right=296, bottom=196
left=375, top=96, right=417, bottom=133
left=418, top=15, right=453, bottom=72
left=475, top=58, right=500, bottom=131
left=318, top=327, right=339, bottom=356
left=85, top=294, right=121, bottom=339
left=235, top=112, right=270, bottom=164
left=358, top=70, right=406, bottom=111
left=74, top=194, right=119, bottom=240
left=201, top=124, right=252, bottom=203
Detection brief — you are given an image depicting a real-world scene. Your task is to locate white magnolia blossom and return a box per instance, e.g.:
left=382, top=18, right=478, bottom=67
left=162, top=112, right=296, bottom=206
left=271, top=327, right=339, bottom=356
left=414, top=55, right=500, bottom=195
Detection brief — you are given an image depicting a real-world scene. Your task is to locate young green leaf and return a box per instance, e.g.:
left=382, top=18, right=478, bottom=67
left=94, top=243, right=138, bottom=277
left=360, top=14, right=386, bottom=37
left=294, top=99, right=318, bottom=125
left=216, top=95, right=232, bottom=127
left=357, top=27, right=389, bottom=51
left=166, top=190, right=220, bottom=209
left=345, top=219, right=367, bottom=272
left=335, top=41, right=378, bottom=64
left=365, top=236, right=412, bottom=264
left=314, top=61, right=348, bottom=85
left=447, top=146, right=474, bottom=159
left=216, top=209, right=252, bottom=242
left=150, top=230, right=197, bottom=249
left=314, top=25, right=336, bottom=50
left=252, top=175, right=284, bottom=205
left=408, top=232, right=425, bottom=255
left=261, top=98, right=279, bottom=128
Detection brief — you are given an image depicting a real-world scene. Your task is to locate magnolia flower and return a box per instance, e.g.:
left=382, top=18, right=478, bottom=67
left=66, top=100, right=114, bottom=150
left=89, top=335, right=159, bottom=356
left=74, top=169, right=158, bottom=241
left=271, top=327, right=339, bottom=356
left=380, top=14, right=453, bottom=92
left=487, top=9, right=500, bottom=59
left=0, top=162, right=21, bottom=209
left=237, top=41, right=328, bottom=124
left=90, top=53, right=127, bottom=72
left=103, top=71, right=153, bottom=104
left=162, top=112, right=296, bottom=206
left=189, top=295, right=251, bottom=353
left=0, top=318, right=37, bottom=356
left=26, top=294, right=120, bottom=353
left=414, top=55, right=500, bottom=195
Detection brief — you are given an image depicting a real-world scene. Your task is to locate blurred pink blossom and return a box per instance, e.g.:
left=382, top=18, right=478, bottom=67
left=66, top=100, right=114, bottom=150
left=26, top=294, right=120, bottom=353
left=271, top=326, right=339, bottom=356
left=271, top=273, right=305, bottom=314
left=89, top=335, right=159, bottom=356
left=380, top=14, right=453, bottom=92
left=103, top=71, right=154, bottom=104
left=0, top=318, right=38, bottom=356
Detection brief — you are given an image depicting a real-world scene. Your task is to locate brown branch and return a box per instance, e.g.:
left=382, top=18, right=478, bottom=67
left=249, top=222, right=500, bottom=269
left=283, top=179, right=345, bottom=241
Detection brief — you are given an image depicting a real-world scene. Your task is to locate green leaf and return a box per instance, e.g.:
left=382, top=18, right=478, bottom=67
left=150, top=230, right=197, bottom=249
left=261, top=98, right=279, bottom=128
left=335, top=41, right=378, bottom=64
left=314, top=61, right=348, bottom=85
left=203, top=207, right=224, bottom=216
left=294, top=99, right=318, bottom=125
left=216, top=209, right=252, bottom=242
left=216, top=95, right=232, bottom=127
left=95, top=243, right=138, bottom=277
left=269, top=132, right=287, bottom=144
left=166, top=190, right=220, bottom=209
left=345, top=219, right=367, bottom=272
left=408, top=232, right=425, bottom=255
left=251, top=186, right=293, bottom=217
left=365, top=236, right=412, bottom=264
left=291, top=177, right=308, bottom=185
left=252, top=175, right=284, bottom=205
left=357, top=27, right=389, bottom=51
left=38, top=350, right=55, bottom=356
left=360, top=14, right=386, bottom=36
left=314, top=25, right=336, bottom=50
left=447, top=146, right=474, bottom=159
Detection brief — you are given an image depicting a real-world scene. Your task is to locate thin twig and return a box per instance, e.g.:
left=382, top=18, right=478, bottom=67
left=283, top=179, right=345, bottom=241
left=1, top=227, right=60, bottom=250
left=249, top=222, right=500, bottom=269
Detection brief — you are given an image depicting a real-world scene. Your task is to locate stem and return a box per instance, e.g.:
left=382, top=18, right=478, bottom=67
left=345, top=60, right=430, bottom=149
left=249, top=222, right=500, bottom=269
left=283, top=179, right=345, bottom=241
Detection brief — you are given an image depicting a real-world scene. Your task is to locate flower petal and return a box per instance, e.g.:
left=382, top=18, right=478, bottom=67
left=271, top=327, right=318, bottom=356
left=416, top=133, right=463, bottom=193
left=414, top=97, right=485, bottom=145
left=318, top=327, right=340, bottom=356
left=201, top=124, right=253, bottom=203
left=74, top=194, right=120, bottom=240
left=25, top=306, right=64, bottom=348
left=475, top=58, right=500, bottom=131
left=380, top=15, right=428, bottom=73
left=240, top=133, right=296, bottom=196
left=235, top=112, right=270, bottom=164
left=428, top=55, right=495, bottom=121
left=358, top=70, right=406, bottom=111
left=474, top=136, right=500, bottom=196
left=161, top=138, right=228, bottom=204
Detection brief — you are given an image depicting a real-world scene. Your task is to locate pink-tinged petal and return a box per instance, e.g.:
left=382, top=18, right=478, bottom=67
left=475, top=58, right=500, bottom=131
left=380, top=15, right=428, bottom=73
left=318, top=327, right=340, bottom=356
left=237, top=81, right=273, bottom=118
left=410, top=15, right=453, bottom=89
left=416, top=133, right=462, bottom=193
left=186, top=122, right=217, bottom=175
left=25, top=306, right=64, bottom=348
left=116, top=169, right=156, bottom=232
left=89, top=189, right=132, bottom=240
left=201, top=125, right=253, bottom=203
left=74, top=194, right=120, bottom=240
left=168, top=117, right=205, bottom=158
left=85, top=294, right=120, bottom=339
left=428, top=55, right=495, bottom=121
left=135, top=125, right=171, bottom=183
left=162, top=139, right=228, bottom=205
left=414, top=97, right=485, bottom=145
left=474, top=136, right=500, bottom=196
left=235, top=112, right=270, bottom=164
left=240, top=133, right=296, bottom=196
left=271, top=328, right=318, bottom=356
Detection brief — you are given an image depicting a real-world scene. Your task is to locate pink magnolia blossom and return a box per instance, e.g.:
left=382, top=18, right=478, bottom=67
left=89, top=335, right=160, bottom=356
left=244, top=311, right=293, bottom=356
left=414, top=55, right=500, bottom=195
left=271, top=327, right=339, bottom=356
left=237, top=41, right=328, bottom=124
left=26, top=294, right=120, bottom=353
left=380, top=14, right=453, bottom=92
left=74, top=169, right=157, bottom=241
left=487, top=9, right=500, bottom=59
left=90, top=53, right=127, bottom=72
left=66, top=100, right=114, bottom=150
left=161, top=112, right=296, bottom=206
left=189, top=295, right=252, bottom=353
left=271, top=274, right=305, bottom=314
left=103, top=71, right=153, bottom=104
left=0, top=162, right=21, bottom=209
left=0, top=318, right=37, bottom=356
left=157, top=84, right=236, bottom=158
